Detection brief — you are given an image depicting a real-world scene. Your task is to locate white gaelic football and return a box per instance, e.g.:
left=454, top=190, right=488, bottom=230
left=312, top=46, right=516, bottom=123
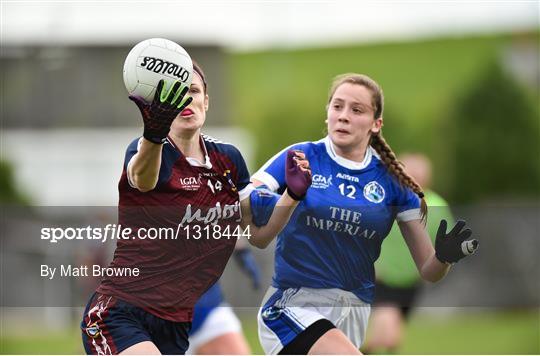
left=123, top=38, right=193, bottom=103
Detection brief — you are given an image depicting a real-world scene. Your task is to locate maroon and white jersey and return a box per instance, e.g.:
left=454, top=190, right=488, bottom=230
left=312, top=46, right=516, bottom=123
left=97, top=134, right=254, bottom=322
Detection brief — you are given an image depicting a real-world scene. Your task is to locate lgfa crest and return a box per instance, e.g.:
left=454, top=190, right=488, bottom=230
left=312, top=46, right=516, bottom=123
left=311, top=174, right=332, bottom=189
left=363, top=181, right=385, bottom=203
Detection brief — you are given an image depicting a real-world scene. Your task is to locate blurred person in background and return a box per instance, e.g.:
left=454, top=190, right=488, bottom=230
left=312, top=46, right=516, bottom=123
left=80, top=61, right=312, bottom=355
left=251, top=73, right=478, bottom=355
left=362, top=153, right=454, bottom=354
left=186, top=242, right=261, bottom=355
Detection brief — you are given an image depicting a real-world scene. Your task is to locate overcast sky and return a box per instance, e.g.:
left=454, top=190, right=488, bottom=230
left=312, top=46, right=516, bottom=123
left=2, top=1, right=539, bottom=50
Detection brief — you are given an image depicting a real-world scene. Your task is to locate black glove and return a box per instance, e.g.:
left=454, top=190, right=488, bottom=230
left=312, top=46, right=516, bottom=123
left=233, top=248, right=262, bottom=290
left=435, top=219, right=478, bottom=264
left=129, top=79, right=193, bottom=144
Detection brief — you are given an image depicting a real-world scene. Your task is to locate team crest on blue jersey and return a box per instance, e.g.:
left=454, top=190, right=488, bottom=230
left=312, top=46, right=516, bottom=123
left=363, top=181, right=385, bottom=203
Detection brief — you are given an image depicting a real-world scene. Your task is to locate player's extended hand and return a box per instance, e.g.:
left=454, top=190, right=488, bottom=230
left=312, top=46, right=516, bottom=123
left=233, top=248, right=262, bottom=290
left=129, top=79, right=193, bottom=144
left=435, top=219, right=479, bottom=264
left=285, top=150, right=312, bottom=201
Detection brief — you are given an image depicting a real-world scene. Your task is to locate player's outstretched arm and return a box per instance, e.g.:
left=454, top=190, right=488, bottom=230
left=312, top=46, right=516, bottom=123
left=128, top=139, right=164, bottom=192
left=399, top=219, right=478, bottom=282
left=399, top=219, right=450, bottom=282
left=241, top=189, right=299, bottom=248
left=127, top=80, right=192, bottom=192
left=241, top=150, right=312, bottom=248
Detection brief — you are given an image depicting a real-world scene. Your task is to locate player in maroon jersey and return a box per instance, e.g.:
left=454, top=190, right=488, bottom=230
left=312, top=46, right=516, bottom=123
left=81, top=62, right=312, bottom=355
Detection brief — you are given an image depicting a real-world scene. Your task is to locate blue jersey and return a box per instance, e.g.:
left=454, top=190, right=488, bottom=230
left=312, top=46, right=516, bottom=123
left=251, top=137, right=420, bottom=303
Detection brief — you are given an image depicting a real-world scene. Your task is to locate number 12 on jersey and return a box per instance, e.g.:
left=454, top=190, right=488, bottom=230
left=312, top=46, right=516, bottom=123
left=338, top=183, right=356, bottom=199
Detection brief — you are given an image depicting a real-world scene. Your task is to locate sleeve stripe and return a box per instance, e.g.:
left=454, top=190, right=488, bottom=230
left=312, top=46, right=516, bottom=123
left=239, top=183, right=255, bottom=201
left=396, top=208, right=421, bottom=222
left=251, top=171, right=280, bottom=192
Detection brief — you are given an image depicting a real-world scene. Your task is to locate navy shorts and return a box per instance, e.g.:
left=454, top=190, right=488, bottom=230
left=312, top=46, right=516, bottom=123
left=81, top=292, right=191, bottom=355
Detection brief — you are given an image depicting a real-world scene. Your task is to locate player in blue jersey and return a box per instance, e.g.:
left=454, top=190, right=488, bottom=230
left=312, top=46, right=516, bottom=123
left=251, top=73, right=478, bottom=354
left=186, top=245, right=260, bottom=354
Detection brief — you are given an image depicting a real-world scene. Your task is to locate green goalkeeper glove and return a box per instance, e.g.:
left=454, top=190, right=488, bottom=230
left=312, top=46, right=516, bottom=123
left=129, top=79, right=192, bottom=144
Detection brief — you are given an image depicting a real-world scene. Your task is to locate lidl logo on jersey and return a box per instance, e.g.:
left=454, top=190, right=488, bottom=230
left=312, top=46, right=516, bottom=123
left=363, top=181, right=385, bottom=203
left=311, top=174, right=333, bottom=189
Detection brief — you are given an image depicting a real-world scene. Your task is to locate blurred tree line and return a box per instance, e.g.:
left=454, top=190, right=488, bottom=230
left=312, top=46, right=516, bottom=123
left=450, top=60, right=539, bottom=202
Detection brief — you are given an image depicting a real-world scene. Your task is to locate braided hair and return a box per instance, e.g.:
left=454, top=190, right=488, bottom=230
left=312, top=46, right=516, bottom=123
left=328, top=73, right=428, bottom=222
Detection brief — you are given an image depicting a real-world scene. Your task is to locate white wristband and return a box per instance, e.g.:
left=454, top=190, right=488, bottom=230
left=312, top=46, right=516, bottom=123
left=461, top=240, right=478, bottom=255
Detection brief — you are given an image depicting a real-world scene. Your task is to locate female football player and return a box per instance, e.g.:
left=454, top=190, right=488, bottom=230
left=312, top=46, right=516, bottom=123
left=251, top=73, right=478, bottom=354
left=80, top=61, right=311, bottom=355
